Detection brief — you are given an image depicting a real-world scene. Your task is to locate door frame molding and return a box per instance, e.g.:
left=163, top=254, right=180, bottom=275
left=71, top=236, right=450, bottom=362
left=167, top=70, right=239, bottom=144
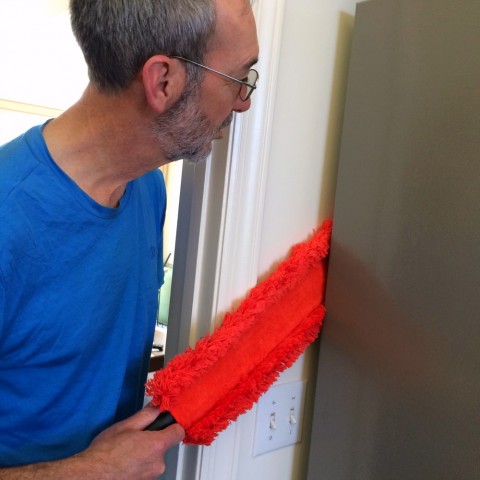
left=169, top=1, right=287, bottom=478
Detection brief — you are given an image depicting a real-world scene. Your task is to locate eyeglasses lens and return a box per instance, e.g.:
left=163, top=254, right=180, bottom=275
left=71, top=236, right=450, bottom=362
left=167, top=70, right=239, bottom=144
left=241, top=69, right=259, bottom=101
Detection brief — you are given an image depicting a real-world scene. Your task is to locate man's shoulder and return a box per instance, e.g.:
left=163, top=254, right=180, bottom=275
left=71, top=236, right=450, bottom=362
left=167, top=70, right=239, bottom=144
left=133, top=168, right=167, bottom=205
left=138, top=167, right=166, bottom=188
left=0, top=126, right=45, bottom=205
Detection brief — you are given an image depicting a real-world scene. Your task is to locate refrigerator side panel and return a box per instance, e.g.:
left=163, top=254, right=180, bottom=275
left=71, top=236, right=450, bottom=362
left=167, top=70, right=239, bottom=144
left=307, top=1, right=480, bottom=479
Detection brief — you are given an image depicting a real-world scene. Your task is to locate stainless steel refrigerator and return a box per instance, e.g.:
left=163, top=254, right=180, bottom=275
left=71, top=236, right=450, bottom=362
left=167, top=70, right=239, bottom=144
left=307, top=1, right=480, bottom=479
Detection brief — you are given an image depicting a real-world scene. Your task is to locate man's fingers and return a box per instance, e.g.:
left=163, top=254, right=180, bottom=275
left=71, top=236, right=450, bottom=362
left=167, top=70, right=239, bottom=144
left=119, top=404, right=168, bottom=430
left=154, top=424, right=185, bottom=448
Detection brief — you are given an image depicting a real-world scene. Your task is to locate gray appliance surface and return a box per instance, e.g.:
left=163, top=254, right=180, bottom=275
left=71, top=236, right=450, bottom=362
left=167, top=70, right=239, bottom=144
left=307, top=1, right=480, bottom=479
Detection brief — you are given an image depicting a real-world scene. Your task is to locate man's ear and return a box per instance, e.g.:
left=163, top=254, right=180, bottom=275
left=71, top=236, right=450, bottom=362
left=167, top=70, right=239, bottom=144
left=141, top=55, right=186, bottom=113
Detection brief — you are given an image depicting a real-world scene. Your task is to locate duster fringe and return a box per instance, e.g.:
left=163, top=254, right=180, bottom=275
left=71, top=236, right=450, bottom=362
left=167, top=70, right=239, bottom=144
left=146, top=219, right=332, bottom=445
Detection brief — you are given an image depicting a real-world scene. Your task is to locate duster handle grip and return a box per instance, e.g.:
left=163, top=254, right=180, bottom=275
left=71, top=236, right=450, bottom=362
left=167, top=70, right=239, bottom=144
left=145, top=411, right=177, bottom=431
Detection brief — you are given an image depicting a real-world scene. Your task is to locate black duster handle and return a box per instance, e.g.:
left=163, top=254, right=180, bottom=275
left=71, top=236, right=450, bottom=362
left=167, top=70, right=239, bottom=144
left=145, top=411, right=177, bottom=431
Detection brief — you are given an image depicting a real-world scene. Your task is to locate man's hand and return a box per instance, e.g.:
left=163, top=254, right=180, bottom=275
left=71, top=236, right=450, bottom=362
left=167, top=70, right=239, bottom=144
left=0, top=405, right=185, bottom=480
left=81, top=404, right=185, bottom=478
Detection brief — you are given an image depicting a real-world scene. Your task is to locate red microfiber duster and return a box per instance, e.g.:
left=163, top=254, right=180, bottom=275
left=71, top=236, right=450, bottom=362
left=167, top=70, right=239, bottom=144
left=145, top=219, right=332, bottom=445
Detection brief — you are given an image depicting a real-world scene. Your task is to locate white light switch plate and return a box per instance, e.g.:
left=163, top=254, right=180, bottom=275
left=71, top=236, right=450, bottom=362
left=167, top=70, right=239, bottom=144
left=253, top=380, right=307, bottom=456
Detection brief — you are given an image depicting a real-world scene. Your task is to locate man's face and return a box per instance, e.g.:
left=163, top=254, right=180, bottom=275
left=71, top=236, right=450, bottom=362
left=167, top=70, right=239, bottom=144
left=152, top=81, right=233, bottom=164
left=153, top=0, right=259, bottom=164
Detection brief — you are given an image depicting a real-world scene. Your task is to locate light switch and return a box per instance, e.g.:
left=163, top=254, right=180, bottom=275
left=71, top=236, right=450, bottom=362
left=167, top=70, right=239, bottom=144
left=253, top=380, right=307, bottom=456
left=289, top=409, right=297, bottom=426
left=269, top=413, right=277, bottom=431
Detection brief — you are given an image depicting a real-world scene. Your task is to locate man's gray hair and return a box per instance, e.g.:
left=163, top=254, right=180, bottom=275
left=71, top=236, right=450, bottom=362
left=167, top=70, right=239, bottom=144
left=70, top=0, right=216, bottom=92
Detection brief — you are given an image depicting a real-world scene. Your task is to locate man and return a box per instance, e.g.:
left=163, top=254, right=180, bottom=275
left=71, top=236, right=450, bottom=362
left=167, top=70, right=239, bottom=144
left=0, top=0, right=259, bottom=477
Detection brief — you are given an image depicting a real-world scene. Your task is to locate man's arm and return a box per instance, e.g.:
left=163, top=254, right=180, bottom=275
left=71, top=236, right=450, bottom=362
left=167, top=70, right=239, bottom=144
left=0, top=405, right=184, bottom=480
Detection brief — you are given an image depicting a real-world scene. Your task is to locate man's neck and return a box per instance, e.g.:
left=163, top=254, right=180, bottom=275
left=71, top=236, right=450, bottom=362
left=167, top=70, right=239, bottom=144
left=42, top=84, right=167, bottom=208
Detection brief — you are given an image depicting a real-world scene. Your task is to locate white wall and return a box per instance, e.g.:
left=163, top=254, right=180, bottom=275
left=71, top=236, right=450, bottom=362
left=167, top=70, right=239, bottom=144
left=0, top=1, right=88, bottom=144
left=0, top=0, right=87, bottom=110
left=234, top=1, right=359, bottom=478
left=260, top=0, right=358, bottom=270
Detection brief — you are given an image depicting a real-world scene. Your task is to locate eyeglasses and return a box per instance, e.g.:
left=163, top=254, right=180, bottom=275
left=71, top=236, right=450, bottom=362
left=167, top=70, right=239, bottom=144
left=171, top=56, right=259, bottom=102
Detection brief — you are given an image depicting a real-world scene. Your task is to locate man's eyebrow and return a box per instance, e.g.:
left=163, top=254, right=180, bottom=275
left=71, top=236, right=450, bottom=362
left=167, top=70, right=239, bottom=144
left=247, top=56, right=259, bottom=68
left=231, top=56, right=258, bottom=79
left=238, top=54, right=258, bottom=68
left=236, top=57, right=258, bottom=76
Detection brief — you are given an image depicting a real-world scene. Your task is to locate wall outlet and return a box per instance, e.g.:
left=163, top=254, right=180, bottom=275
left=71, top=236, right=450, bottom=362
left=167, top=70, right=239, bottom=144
left=253, top=380, right=307, bottom=456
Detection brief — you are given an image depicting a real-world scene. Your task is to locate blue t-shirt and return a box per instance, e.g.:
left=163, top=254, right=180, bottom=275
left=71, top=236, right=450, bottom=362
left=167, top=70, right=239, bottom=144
left=0, top=124, right=166, bottom=466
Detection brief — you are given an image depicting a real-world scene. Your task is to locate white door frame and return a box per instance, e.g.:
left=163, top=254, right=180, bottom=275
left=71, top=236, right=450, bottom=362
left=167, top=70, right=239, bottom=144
left=167, top=1, right=286, bottom=478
